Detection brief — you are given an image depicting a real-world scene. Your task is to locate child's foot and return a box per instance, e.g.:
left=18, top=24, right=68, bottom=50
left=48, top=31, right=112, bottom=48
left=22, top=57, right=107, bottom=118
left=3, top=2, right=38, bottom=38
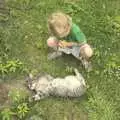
left=85, top=61, right=92, bottom=72
left=48, top=51, right=62, bottom=60
left=80, top=58, right=92, bottom=72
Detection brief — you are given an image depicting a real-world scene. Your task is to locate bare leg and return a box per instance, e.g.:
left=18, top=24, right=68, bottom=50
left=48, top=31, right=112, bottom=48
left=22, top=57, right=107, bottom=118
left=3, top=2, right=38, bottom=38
left=47, top=37, right=63, bottom=60
left=79, top=44, right=93, bottom=72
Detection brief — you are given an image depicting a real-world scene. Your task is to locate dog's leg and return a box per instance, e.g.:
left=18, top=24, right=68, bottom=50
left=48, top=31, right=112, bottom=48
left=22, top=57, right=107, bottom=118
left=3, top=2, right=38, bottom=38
left=33, top=94, right=41, bottom=101
left=74, top=69, right=86, bottom=86
left=33, top=91, right=48, bottom=101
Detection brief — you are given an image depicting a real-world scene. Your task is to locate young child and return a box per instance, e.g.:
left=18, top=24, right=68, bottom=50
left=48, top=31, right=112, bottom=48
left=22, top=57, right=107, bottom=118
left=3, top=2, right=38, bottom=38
left=47, top=12, right=93, bottom=71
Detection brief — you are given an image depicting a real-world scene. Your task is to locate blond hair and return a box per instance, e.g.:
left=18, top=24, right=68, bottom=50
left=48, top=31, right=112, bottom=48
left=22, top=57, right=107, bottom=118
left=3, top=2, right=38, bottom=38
left=48, top=12, right=72, bottom=38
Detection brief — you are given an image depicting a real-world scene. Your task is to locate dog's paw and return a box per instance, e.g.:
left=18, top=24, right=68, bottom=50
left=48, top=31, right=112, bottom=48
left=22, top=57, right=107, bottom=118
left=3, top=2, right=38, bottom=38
left=32, top=94, right=41, bottom=101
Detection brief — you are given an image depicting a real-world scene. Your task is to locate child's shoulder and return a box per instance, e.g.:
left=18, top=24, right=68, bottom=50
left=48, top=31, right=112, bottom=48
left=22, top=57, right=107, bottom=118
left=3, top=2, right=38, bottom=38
left=71, top=23, right=82, bottom=33
left=72, top=23, right=79, bottom=27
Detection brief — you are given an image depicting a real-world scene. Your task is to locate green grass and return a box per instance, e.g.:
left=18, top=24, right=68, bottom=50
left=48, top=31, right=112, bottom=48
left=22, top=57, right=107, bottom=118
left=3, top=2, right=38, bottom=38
left=0, top=0, right=120, bottom=119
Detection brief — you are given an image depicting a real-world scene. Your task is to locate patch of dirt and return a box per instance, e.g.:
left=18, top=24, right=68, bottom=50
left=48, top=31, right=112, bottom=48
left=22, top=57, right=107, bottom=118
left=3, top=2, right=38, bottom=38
left=0, top=79, right=31, bottom=109
left=0, top=83, right=9, bottom=105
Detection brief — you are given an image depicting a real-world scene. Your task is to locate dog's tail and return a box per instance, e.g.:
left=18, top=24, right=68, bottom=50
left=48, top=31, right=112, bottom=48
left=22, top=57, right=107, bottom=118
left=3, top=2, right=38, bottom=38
left=74, top=68, right=86, bottom=86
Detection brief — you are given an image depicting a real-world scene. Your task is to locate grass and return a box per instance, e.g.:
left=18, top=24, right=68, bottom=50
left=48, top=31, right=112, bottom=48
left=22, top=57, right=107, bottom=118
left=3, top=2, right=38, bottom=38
left=0, top=0, right=120, bottom=119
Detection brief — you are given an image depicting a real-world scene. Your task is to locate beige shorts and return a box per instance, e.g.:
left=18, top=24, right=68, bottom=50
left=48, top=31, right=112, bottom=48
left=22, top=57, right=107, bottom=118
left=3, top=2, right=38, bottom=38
left=58, top=45, right=81, bottom=58
left=58, top=43, right=92, bottom=59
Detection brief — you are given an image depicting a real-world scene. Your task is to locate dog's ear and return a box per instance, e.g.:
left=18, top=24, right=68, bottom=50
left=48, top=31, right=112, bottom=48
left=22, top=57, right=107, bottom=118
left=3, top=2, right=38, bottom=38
left=25, top=73, right=33, bottom=87
left=46, top=74, right=54, bottom=81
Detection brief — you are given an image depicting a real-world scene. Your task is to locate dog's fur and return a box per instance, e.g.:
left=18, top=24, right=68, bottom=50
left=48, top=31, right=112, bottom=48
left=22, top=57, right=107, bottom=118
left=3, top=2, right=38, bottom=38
left=27, top=69, right=86, bottom=101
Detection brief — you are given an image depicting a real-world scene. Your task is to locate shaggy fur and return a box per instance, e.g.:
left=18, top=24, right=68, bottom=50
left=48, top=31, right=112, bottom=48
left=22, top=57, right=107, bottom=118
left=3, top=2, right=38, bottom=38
left=28, top=69, right=86, bottom=101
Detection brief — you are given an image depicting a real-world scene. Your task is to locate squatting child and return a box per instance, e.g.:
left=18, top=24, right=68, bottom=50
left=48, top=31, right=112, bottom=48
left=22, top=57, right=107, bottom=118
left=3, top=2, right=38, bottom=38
left=47, top=12, right=93, bottom=71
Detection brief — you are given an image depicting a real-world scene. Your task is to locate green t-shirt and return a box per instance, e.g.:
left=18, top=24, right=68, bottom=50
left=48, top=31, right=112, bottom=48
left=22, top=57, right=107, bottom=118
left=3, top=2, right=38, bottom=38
left=63, top=23, right=87, bottom=43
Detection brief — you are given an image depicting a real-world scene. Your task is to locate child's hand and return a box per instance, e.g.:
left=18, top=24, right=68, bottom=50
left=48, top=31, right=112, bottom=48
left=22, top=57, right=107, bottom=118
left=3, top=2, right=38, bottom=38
left=58, top=41, right=67, bottom=48
left=58, top=41, right=73, bottom=48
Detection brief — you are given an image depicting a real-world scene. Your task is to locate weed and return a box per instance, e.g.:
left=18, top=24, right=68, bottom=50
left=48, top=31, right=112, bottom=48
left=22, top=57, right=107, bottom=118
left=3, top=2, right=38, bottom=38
left=0, top=108, right=15, bottom=120
left=65, top=66, right=74, bottom=73
left=0, top=59, right=28, bottom=77
left=0, top=103, right=30, bottom=120
left=8, top=88, right=29, bottom=104
left=17, top=103, right=30, bottom=119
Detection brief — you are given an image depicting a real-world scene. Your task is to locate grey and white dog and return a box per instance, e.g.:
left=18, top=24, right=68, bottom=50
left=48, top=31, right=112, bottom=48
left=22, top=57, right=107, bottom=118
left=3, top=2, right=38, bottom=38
left=27, top=69, right=86, bottom=101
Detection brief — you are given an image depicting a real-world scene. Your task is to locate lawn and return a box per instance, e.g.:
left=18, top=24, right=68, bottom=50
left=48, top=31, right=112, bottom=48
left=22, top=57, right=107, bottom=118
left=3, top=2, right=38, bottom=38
left=0, top=0, right=120, bottom=120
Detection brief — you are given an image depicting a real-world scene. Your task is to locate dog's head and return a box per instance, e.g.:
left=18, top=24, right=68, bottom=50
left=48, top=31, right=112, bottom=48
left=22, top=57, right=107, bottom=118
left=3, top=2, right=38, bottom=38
left=25, top=73, right=35, bottom=90
left=27, top=73, right=53, bottom=91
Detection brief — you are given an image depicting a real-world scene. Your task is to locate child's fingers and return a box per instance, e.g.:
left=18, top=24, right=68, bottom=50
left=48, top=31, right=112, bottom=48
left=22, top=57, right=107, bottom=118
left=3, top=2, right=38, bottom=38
left=58, top=41, right=65, bottom=47
left=58, top=41, right=73, bottom=47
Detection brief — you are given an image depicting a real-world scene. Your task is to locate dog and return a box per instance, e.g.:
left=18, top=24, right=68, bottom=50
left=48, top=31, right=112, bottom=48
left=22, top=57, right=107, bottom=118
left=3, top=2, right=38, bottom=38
left=27, top=69, right=86, bottom=101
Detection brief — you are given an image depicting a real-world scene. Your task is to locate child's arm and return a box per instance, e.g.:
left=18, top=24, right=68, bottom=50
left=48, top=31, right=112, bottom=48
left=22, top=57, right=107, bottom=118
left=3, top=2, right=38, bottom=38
left=58, top=40, right=82, bottom=48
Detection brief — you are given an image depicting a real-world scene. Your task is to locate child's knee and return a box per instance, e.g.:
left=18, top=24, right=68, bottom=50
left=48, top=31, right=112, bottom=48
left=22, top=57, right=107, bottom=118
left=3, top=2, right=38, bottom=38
left=80, top=44, right=93, bottom=59
left=47, top=36, right=58, bottom=48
